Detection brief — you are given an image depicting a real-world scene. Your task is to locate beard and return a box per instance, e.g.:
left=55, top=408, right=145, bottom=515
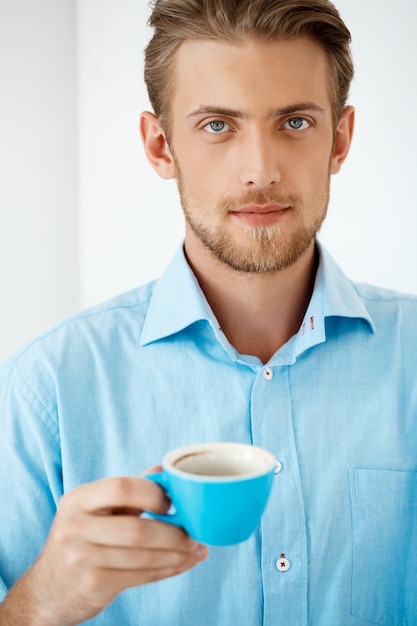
left=176, top=168, right=330, bottom=275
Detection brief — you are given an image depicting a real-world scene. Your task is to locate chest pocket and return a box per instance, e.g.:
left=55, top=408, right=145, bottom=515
left=350, top=469, right=417, bottom=625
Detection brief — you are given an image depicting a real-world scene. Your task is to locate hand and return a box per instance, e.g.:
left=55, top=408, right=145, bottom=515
left=1, top=477, right=208, bottom=626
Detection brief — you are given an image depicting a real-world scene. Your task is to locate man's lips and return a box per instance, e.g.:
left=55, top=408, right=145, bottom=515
left=230, top=203, right=290, bottom=226
left=233, top=203, right=290, bottom=214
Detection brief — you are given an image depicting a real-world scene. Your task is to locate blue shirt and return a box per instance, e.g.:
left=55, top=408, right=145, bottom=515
left=1, top=243, right=417, bottom=625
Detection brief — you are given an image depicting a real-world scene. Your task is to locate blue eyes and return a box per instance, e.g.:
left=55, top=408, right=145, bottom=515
left=205, top=121, right=231, bottom=133
left=203, top=117, right=310, bottom=134
left=284, top=117, right=310, bottom=131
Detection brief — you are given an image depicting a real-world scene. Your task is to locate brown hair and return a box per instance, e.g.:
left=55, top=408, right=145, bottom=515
left=144, top=0, right=353, bottom=131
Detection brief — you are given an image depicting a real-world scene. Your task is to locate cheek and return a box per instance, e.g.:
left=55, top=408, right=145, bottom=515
left=275, top=138, right=332, bottom=178
left=301, top=148, right=333, bottom=182
left=178, top=155, right=231, bottom=198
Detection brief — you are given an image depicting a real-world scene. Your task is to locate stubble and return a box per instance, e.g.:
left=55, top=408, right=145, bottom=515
left=174, top=154, right=330, bottom=274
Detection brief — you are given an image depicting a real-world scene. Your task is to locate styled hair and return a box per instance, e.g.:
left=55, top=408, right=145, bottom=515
left=144, top=0, right=354, bottom=131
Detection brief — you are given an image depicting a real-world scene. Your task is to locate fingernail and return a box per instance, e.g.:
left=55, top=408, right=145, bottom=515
left=189, top=539, right=205, bottom=553
left=196, top=545, right=208, bottom=559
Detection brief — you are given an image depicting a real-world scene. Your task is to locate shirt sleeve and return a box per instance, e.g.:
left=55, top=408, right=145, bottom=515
left=0, top=359, right=63, bottom=597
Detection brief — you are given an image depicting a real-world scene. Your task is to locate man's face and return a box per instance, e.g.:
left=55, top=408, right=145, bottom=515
left=166, top=36, right=347, bottom=273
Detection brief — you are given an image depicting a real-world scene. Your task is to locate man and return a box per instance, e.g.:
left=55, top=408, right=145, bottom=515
left=0, top=0, right=416, bottom=624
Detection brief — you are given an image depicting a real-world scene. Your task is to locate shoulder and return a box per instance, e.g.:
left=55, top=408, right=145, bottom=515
left=352, top=281, right=417, bottom=310
left=352, top=280, right=417, bottom=337
left=2, top=280, right=157, bottom=376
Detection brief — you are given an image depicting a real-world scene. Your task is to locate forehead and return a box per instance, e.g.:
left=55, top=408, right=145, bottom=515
left=170, top=36, right=332, bottom=116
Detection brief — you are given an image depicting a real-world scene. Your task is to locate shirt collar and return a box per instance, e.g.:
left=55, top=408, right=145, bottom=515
left=140, top=242, right=376, bottom=350
left=141, top=245, right=217, bottom=346
left=287, top=243, right=376, bottom=362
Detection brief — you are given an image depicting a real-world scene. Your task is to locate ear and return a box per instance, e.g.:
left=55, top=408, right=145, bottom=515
left=139, top=111, right=176, bottom=179
left=330, top=105, right=355, bottom=174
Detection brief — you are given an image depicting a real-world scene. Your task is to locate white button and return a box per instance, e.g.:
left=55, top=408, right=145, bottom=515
left=274, top=460, right=282, bottom=474
left=263, top=367, right=273, bottom=380
left=276, top=554, right=291, bottom=572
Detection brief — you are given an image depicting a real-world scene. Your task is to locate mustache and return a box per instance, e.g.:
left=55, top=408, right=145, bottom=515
left=219, top=190, right=300, bottom=212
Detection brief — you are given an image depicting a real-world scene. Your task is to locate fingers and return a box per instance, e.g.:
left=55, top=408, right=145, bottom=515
left=54, top=476, right=209, bottom=572
left=143, top=464, right=163, bottom=475
left=95, top=559, right=206, bottom=594
left=59, top=476, right=170, bottom=517
left=73, top=536, right=207, bottom=572
left=13, top=476, right=209, bottom=625
left=76, top=514, right=199, bottom=554
left=66, top=558, right=206, bottom=611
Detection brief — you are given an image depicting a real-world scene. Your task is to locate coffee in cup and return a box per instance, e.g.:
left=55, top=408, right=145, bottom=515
left=146, top=442, right=276, bottom=546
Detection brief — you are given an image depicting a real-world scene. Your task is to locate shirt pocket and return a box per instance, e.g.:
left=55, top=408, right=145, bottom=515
left=350, top=469, right=417, bottom=626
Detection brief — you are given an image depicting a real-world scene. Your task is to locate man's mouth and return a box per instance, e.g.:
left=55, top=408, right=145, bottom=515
left=230, top=203, right=290, bottom=226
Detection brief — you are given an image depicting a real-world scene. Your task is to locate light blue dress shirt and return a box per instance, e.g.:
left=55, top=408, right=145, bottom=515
left=1, top=243, right=417, bottom=625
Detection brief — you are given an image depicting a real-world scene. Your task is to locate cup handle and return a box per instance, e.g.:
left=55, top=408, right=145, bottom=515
left=145, top=471, right=183, bottom=528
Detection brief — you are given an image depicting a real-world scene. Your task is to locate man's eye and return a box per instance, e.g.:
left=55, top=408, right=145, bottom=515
left=204, top=120, right=231, bottom=133
left=283, top=117, right=310, bottom=131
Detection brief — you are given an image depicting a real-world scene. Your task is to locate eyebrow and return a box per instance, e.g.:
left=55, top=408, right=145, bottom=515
left=185, top=102, right=326, bottom=121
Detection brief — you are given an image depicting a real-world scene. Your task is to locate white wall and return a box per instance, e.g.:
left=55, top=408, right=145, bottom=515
left=0, top=0, right=78, bottom=360
left=77, top=0, right=184, bottom=309
left=322, top=0, right=417, bottom=291
left=1, top=0, right=417, bottom=361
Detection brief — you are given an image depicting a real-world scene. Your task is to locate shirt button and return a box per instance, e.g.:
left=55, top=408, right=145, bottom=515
left=276, top=554, right=291, bottom=572
left=263, top=367, right=273, bottom=380
left=274, top=460, right=282, bottom=474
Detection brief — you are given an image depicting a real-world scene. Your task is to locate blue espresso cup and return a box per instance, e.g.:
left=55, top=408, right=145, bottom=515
left=146, top=442, right=276, bottom=546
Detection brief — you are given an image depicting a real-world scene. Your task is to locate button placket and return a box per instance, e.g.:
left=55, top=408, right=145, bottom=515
left=250, top=363, right=308, bottom=623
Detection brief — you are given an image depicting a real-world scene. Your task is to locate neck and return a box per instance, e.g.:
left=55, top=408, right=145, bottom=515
left=184, top=235, right=318, bottom=364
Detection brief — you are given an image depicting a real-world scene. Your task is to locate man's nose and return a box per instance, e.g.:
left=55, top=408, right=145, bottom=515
left=239, top=131, right=282, bottom=188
